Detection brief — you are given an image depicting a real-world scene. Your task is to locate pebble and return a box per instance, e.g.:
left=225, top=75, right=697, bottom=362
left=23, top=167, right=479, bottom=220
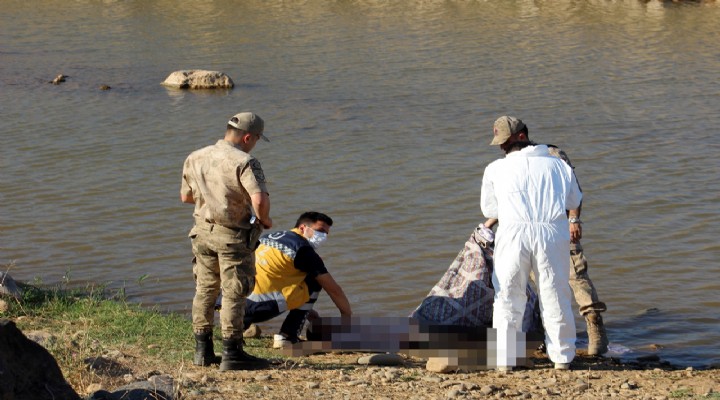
left=480, top=385, right=496, bottom=395
left=357, top=353, right=404, bottom=366
left=307, top=382, right=320, bottom=389
left=574, top=382, right=590, bottom=391
left=423, top=376, right=443, bottom=383
left=148, top=374, right=173, bottom=386
left=446, top=388, right=462, bottom=398
left=254, top=374, right=272, bottom=381
left=384, top=371, right=398, bottom=380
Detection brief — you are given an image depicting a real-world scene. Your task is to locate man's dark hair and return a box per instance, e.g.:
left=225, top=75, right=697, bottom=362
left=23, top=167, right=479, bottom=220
left=505, top=140, right=537, bottom=154
left=295, top=212, right=333, bottom=228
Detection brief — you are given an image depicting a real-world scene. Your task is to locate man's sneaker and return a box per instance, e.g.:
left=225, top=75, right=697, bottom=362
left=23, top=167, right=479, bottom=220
left=554, top=363, right=571, bottom=370
left=272, top=334, right=301, bottom=349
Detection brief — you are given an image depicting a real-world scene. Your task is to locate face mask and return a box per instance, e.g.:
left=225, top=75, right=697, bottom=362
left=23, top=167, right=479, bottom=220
left=307, top=231, right=328, bottom=249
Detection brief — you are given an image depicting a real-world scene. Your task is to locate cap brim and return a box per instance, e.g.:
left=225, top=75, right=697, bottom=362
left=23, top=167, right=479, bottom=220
left=260, top=134, right=270, bottom=142
left=490, top=136, right=506, bottom=145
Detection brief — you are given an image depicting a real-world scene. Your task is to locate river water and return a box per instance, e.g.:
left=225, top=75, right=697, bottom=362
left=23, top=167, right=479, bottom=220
left=1, top=0, right=719, bottom=368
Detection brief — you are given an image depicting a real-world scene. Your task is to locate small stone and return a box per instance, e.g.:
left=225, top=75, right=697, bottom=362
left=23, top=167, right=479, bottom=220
left=426, top=357, right=457, bottom=373
left=357, top=353, right=404, bottom=366
left=243, top=323, right=262, bottom=338
left=122, top=374, right=134, bottom=383
left=99, top=85, right=111, bottom=90
left=574, top=383, right=590, bottom=391
left=0, top=272, right=22, bottom=299
left=480, top=385, right=496, bottom=395
left=446, top=388, right=462, bottom=398
left=254, top=374, right=272, bottom=381
left=423, top=376, right=443, bottom=383
left=148, top=374, right=174, bottom=387
left=307, top=382, right=320, bottom=389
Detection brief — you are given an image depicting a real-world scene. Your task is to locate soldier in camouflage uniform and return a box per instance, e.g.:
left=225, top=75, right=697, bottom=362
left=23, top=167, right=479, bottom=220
left=545, top=144, right=609, bottom=356
left=181, top=112, right=273, bottom=371
left=484, top=117, right=609, bottom=357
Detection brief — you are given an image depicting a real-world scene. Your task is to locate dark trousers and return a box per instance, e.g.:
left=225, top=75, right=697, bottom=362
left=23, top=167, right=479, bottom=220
left=244, top=275, right=321, bottom=340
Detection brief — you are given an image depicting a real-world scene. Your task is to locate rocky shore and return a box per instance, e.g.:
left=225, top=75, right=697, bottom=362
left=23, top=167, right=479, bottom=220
left=87, top=341, right=718, bottom=400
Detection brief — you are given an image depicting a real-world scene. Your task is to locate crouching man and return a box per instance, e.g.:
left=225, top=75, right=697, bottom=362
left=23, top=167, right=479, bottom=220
left=245, top=212, right=352, bottom=348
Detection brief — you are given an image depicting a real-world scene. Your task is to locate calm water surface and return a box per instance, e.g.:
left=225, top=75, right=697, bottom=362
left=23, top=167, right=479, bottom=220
left=1, top=0, right=719, bottom=367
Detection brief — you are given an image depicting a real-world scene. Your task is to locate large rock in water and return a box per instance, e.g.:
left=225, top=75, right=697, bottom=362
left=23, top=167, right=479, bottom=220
left=161, top=70, right=234, bottom=89
left=0, top=319, right=81, bottom=400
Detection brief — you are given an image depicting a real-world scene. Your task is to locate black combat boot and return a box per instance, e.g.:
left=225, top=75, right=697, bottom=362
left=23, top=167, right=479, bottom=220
left=219, top=338, right=270, bottom=371
left=193, top=332, right=220, bottom=366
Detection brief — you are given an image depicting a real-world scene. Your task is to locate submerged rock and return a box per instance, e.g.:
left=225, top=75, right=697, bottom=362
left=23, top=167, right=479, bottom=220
left=50, top=74, right=67, bottom=84
left=161, top=70, right=234, bottom=89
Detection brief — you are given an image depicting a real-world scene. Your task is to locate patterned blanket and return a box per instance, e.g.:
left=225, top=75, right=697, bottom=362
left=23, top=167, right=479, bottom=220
left=410, top=226, right=542, bottom=333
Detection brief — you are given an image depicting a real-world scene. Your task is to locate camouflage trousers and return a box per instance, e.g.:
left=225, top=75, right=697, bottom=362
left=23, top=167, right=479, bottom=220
left=569, top=241, right=607, bottom=316
left=189, top=221, right=262, bottom=340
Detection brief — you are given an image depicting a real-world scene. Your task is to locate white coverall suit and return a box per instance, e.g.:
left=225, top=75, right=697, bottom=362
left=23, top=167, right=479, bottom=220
left=481, top=145, right=583, bottom=365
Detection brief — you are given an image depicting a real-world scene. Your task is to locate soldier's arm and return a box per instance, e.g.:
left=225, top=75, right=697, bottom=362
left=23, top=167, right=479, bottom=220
left=250, top=192, right=272, bottom=229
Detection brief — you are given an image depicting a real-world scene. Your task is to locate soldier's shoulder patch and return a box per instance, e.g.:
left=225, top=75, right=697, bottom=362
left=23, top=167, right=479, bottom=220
left=249, top=159, right=266, bottom=182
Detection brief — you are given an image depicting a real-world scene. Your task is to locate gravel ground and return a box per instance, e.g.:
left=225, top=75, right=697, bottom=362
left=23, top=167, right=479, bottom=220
left=93, top=344, right=719, bottom=400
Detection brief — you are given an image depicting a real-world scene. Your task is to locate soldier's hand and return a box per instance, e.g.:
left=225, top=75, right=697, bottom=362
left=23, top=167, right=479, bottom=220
left=569, top=223, right=582, bottom=243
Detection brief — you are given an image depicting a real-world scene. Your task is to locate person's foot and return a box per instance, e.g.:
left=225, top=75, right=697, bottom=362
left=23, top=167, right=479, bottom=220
left=586, top=312, right=609, bottom=356
left=554, top=362, right=571, bottom=370
left=193, top=332, right=220, bottom=366
left=272, top=334, right=302, bottom=349
left=219, top=339, right=270, bottom=371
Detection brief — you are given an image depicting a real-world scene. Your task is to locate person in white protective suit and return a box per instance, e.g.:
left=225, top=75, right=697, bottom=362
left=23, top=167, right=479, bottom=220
left=480, top=116, right=583, bottom=371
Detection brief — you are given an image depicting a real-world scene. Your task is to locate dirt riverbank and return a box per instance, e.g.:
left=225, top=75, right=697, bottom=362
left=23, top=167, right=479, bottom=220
left=90, top=340, right=719, bottom=400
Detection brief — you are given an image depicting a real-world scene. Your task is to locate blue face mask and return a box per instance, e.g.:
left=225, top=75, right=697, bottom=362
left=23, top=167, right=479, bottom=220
left=308, top=231, right=327, bottom=249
